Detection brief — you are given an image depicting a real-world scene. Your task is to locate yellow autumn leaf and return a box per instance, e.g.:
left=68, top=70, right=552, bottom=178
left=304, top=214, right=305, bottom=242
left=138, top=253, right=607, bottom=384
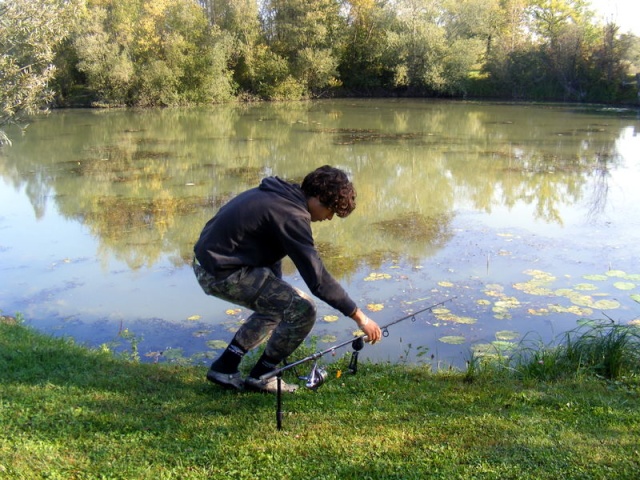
left=225, top=309, right=242, bottom=316
left=186, top=315, right=201, bottom=321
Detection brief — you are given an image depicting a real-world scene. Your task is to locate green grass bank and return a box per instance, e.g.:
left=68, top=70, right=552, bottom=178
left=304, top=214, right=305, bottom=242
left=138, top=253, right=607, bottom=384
left=1, top=319, right=639, bottom=479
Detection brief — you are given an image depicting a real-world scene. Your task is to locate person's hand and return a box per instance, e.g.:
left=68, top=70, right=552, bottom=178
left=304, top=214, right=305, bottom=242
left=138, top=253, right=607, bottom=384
left=350, top=308, right=382, bottom=344
left=361, top=319, right=382, bottom=344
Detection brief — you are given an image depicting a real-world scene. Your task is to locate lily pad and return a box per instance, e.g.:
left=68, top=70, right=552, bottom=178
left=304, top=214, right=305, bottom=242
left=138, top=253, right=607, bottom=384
left=319, top=335, right=337, bottom=343
left=566, top=293, right=595, bottom=307
left=631, top=294, right=640, bottom=304
left=484, top=284, right=504, bottom=292
left=206, top=340, right=228, bottom=350
left=495, top=330, right=520, bottom=341
left=323, top=315, right=339, bottom=323
left=364, top=272, right=392, bottom=281
left=582, top=274, right=608, bottom=281
left=494, top=297, right=520, bottom=309
left=523, top=269, right=556, bottom=283
left=549, top=304, right=593, bottom=316
left=438, top=335, right=466, bottom=345
left=613, top=282, right=636, bottom=291
left=472, top=343, right=503, bottom=358
left=434, top=310, right=477, bottom=324
left=577, top=318, right=599, bottom=327
left=366, top=303, right=384, bottom=312
left=554, top=288, right=575, bottom=296
left=591, top=299, right=621, bottom=310
left=574, top=283, right=598, bottom=291
left=513, top=282, right=554, bottom=296
left=606, top=270, right=627, bottom=278
left=491, top=340, right=517, bottom=352
left=431, top=308, right=450, bottom=315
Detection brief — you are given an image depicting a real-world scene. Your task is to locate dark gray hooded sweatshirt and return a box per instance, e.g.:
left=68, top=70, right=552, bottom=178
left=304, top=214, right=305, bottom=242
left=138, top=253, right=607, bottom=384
left=194, top=176, right=357, bottom=317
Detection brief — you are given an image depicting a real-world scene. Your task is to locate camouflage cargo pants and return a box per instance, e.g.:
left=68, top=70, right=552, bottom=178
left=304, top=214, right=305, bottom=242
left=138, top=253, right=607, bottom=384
left=193, top=261, right=316, bottom=362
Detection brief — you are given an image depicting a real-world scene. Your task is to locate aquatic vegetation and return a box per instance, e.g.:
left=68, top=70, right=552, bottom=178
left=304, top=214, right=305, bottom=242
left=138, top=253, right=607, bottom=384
left=472, top=340, right=515, bottom=359
left=495, top=330, right=520, bottom=341
left=372, top=212, right=452, bottom=245
left=432, top=308, right=477, bottom=325
left=439, top=335, right=466, bottom=345
left=225, top=165, right=265, bottom=182
left=606, top=270, right=627, bottom=278
left=583, top=274, right=608, bottom=281
left=364, top=272, right=392, bottom=281
left=513, top=269, right=556, bottom=296
left=313, top=127, right=429, bottom=146
left=366, top=303, right=384, bottom=312
left=206, top=339, right=228, bottom=350
left=319, top=335, right=337, bottom=343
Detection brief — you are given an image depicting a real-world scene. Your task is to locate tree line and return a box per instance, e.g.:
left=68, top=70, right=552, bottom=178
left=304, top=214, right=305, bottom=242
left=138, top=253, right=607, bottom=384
left=2, top=0, right=639, bottom=140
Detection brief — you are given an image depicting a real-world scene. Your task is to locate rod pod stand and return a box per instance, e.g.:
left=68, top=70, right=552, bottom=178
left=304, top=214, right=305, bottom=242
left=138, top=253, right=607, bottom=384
left=276, top=374, right=283, bottom=430
left=266, top=296, right=456, bottom=430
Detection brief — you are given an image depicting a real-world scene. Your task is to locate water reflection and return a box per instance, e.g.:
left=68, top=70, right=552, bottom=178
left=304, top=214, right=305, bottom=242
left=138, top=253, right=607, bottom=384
left=1, top=100, right=638, bottom=366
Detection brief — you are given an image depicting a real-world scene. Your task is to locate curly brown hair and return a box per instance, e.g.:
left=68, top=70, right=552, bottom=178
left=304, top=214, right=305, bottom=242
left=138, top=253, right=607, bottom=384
left=301, top=165, right=357, bottom=218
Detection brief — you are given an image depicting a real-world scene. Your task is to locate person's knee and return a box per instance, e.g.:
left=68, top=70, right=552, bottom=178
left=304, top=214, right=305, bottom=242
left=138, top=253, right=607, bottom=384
left=301, top=291, right=317, bottom=316
left=288, top=291, right=316, bottom=325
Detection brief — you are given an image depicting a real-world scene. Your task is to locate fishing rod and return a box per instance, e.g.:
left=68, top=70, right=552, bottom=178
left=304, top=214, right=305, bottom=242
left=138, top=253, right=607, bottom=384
left=261, top=296, right=456, bottom=429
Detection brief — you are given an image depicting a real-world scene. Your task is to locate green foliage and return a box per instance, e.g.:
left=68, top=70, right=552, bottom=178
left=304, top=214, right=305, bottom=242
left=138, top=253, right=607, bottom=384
left=261, top=0, right=345, bottom=95
left=238, top=45, right=305, bottom=100
left=74, top=7, right=134, bottom=105
left=72, top=0, right=235, bottom=106
left=3, top=0, right=638, bottom=111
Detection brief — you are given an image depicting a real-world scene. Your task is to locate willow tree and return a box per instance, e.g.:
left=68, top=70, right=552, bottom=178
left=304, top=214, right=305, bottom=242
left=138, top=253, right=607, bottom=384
left=0, top=0, right=78, bottom=144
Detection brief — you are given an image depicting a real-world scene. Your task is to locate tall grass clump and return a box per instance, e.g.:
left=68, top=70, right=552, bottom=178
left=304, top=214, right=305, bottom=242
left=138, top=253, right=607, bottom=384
left=561, top=320, right=640, bottom=379
left=470, top=320, right=640, bottom=383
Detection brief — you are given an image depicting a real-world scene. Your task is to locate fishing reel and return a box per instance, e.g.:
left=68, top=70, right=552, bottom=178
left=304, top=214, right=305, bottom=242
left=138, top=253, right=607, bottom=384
left=299, top=361, right=328, bottom=390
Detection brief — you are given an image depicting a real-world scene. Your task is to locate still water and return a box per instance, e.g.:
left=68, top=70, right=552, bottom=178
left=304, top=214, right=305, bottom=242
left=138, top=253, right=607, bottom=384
left=1, top=99, right=639, bottom=368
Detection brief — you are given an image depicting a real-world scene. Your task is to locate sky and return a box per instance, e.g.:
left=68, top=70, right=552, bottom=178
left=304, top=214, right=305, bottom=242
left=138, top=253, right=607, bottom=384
left=589, top=0, right=640, bottom=36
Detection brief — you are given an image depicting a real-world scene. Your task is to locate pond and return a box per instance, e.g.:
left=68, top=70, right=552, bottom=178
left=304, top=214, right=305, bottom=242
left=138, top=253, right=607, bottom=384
left=1, top=99, right=639, bottom=369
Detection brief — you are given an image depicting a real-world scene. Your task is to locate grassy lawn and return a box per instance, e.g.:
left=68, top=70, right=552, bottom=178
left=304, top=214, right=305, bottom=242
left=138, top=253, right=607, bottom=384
left=1, top=319, right=639, bottom=479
